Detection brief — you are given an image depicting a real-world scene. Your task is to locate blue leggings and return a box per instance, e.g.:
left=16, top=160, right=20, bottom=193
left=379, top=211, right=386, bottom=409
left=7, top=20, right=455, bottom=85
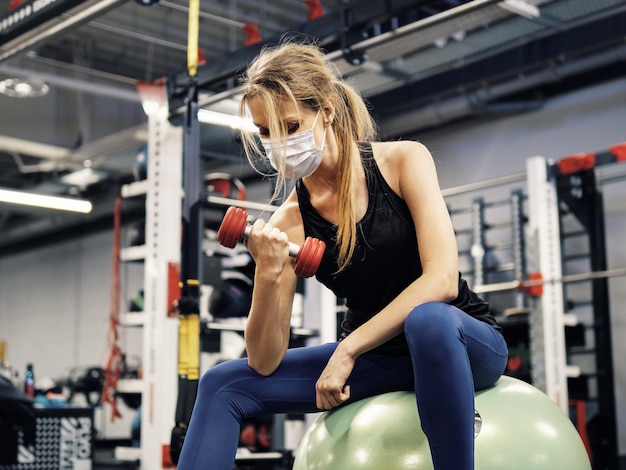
left=177, top=302, right=508, bottom=469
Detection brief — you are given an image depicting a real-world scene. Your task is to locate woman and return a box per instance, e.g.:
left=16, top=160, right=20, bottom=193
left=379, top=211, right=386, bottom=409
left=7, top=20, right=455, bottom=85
left=177, top=41, right=508, bottom=470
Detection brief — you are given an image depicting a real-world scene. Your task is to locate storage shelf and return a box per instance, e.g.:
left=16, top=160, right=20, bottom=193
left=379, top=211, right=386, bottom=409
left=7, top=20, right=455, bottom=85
left=117, top=378, right=144, bottom=394
left=566, top=365, right=581, bottom=378
left=235, top=448, right=288, bottom=461
left=120, top=312, right=144, bottom=327
left=120, top=245, right=147, bottom=261
left=121, top=180, right=148, bottom=198
left=204, top=321, right=318, bottom=338
left=114, top=446, right=142, bottom=461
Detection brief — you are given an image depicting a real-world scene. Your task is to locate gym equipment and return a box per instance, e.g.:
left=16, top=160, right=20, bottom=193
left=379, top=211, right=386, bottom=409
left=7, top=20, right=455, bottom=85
left=204, top=172, right=248, bottom=231
left=217, top=206, right=326, bottom=278
left=0, top=375, right=35, bottom=466
left=132, top=144, right=148, bottom=181
left=205, top=172, right=247, bottom=202
left=293, top=375, right=591, bottom=470
left=474, top=267, right=626, bottom=296
left=209, top=278, right=252, bottom=318
left=126, top=219, right=146, bottom=247
left=128, top=289, right=144, bottom=312
left=239, top=416, right=273, bottom=452
left=208, top=252, right=255, bottom=319
left=60, top=366, right=105, bottom=407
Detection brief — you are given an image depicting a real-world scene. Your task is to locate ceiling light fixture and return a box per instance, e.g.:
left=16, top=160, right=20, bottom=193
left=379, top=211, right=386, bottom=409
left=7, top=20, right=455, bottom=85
left=0, top=188, right=92, bottom=213
left=498, top=0, right=540, bottom=19
left=0, top=78, right=49, bottom=98
left=197, top=109, right=257, bottom=133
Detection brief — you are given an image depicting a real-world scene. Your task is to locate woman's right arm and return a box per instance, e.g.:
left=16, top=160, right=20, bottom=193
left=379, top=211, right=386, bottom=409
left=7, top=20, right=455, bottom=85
left=243, top=199, right=301, bottom=375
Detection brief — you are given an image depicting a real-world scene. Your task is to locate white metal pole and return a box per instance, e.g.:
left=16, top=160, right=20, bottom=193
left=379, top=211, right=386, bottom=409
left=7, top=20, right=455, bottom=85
left=526, top=156, right=568, bottom=413
left=140, top=85, right=183, bottom=469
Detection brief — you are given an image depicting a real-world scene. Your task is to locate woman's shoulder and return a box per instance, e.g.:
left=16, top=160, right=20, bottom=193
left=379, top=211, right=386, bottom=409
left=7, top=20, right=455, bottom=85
left=370, top=140, right=431, bottom=160
left=369, top=140, right=433, bottom=189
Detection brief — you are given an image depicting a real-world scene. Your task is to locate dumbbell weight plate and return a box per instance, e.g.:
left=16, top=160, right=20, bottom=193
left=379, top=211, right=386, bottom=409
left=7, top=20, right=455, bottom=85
left=217, top=206, right=248, bottom=248
left=294, top=237, right=326, bottom=278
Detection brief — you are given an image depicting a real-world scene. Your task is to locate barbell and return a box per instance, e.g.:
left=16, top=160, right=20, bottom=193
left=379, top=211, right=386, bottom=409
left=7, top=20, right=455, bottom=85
left=216, top=206, right=326, bottom=278
left=473, top=268, right=626, bottom=296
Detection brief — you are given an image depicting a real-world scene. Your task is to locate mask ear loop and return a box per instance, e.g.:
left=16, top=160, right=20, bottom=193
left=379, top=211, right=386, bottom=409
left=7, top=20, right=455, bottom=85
left=311, top=109, right=327, bottom=151
left=317, top=125, right=328, bottom=151
left=310, top=109, right=321, bottom=129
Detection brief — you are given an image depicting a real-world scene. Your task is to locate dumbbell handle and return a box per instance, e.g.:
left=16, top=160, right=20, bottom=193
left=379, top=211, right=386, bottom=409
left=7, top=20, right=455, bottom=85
left=242, top=225, right=302, bottom=258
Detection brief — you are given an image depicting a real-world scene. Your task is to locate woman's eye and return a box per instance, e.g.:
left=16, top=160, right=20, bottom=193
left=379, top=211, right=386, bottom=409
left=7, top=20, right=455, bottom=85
left=286, top=122, right=300, bottom=134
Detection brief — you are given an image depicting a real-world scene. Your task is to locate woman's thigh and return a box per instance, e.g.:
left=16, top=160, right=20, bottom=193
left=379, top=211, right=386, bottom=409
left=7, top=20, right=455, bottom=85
left=199, top=342, right=339, bottom=417
left=404, top=302, right=508, bottom=391
left=201, top=342, right=415, bottom=417
left=453, top=310, right=508, bottom=390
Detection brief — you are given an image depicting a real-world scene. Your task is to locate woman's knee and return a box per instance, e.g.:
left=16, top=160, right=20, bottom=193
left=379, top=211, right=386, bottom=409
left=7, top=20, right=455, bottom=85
left=197, top=358, right=249, bottom=396
left=405, top=302, right=461, bottom=343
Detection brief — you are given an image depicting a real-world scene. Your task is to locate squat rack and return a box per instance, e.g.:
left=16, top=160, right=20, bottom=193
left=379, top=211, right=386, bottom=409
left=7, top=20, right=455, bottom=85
left=448, top=143, right=625, bottom=470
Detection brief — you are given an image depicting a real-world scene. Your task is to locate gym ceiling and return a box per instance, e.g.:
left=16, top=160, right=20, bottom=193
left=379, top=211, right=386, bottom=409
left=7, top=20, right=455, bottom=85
left=0, top=0, right=624, bottom=255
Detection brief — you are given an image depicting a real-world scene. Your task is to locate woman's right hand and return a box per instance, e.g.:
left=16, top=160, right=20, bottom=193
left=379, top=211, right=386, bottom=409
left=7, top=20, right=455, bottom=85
left=246, top=218, right=291, bottom=276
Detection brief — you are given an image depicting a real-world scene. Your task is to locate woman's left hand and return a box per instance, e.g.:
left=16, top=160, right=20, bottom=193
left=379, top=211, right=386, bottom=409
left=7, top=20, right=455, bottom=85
left=315, top=348, right=355, bottom=410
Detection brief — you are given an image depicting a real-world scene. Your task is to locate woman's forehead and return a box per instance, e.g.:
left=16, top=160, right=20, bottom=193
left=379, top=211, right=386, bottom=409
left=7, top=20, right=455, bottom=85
left=247, top=97, right=302, bottom=123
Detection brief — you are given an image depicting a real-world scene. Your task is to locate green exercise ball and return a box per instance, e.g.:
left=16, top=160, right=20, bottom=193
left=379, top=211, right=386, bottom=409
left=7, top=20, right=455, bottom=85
left=293, top=375, right=591, bottom=469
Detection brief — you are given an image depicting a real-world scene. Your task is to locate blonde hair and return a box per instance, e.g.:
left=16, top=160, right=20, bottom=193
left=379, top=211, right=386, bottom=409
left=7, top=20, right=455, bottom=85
left=239, top=41, right=377, bottom=272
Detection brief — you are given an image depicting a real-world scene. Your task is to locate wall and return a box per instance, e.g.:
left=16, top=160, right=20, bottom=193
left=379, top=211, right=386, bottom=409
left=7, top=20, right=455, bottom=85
left=0, top=229, right=144, bottom=376
left=418, top=78, right=626, bottom=187
left=0, top=77, right=625, bottom=450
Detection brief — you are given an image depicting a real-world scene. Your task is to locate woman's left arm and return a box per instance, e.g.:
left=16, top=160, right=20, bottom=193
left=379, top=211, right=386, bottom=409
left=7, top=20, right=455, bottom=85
left=315, top=141, right=459, bottom=409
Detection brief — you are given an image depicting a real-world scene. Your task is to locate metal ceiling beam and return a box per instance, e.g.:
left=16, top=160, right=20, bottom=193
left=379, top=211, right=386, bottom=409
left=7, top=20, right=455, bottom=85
left=377, top=40, right=626, bottom=137
left=0, top=124, right=146, bottom=166
left=0, top=64, right=140, bottom=102
left=69, top=124, right=147, bottom=163
left=22, top=54, right=138, bottom=86
left=0, top=135, right=71, bottom=160
left=84, top=20, right=187, bottom=52
left=159, top=0, right=246, bottom=29
left=0, top=0, right=127, bottom=64
left=326, top=0, right=503, bottom=61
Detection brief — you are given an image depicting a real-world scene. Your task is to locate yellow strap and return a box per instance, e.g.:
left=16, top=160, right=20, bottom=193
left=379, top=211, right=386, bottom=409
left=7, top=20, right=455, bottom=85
left=187, top=0, right=200, bottom=77
left=179, top=279, right=199, bottom=288
left=186, top=315, right=200, bottom=380
left=178, top=310, right=201, bottom=378
left=178, top=315, right=189, bottom=376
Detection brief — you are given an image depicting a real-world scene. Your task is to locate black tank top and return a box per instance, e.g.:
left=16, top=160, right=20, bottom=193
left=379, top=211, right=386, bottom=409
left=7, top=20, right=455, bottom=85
left=296, top=143, right=501, bottom=356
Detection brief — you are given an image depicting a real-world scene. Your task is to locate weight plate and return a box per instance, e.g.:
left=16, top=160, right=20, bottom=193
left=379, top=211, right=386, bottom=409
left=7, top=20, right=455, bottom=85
left=217, top=206, right=248, bottom=248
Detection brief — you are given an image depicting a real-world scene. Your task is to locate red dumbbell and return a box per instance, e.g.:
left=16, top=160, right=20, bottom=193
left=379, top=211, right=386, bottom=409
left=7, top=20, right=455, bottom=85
left=217, top=206, right=326, bottom=278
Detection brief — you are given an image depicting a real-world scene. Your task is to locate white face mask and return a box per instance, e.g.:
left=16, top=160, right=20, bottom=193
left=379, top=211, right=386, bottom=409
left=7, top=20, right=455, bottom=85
left=260, top=110, right=326, bottom=179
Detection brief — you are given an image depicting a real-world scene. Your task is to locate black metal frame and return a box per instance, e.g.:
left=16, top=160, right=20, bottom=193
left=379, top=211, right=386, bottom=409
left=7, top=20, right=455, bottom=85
left=556, top=168, right=618, bottom=470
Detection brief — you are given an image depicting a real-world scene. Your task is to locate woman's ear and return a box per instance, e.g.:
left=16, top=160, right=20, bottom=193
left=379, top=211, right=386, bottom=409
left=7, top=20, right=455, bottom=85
left=322, top=101, right=335, bottom=126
